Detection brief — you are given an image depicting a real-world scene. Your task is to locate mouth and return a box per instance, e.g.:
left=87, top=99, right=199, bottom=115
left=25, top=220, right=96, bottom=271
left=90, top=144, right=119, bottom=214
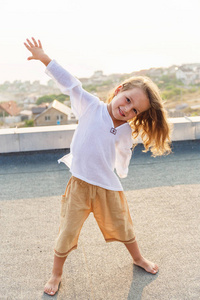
left=119, top=107, right=125, bottom=117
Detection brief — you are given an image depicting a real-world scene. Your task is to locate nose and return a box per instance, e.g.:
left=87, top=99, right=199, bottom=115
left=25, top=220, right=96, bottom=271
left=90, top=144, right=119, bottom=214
left=125, top=105, right=132, bottom=113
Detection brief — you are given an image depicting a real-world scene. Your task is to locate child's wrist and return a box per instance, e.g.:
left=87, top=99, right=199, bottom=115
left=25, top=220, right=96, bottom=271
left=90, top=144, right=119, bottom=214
left=40, top=54, right=52, bottom=66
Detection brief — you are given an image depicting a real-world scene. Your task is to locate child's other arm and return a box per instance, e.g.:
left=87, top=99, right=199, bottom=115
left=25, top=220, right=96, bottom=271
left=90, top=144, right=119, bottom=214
left=24, top=37, right=51, bottom=66
left=115, top=128, right=133, bottom=178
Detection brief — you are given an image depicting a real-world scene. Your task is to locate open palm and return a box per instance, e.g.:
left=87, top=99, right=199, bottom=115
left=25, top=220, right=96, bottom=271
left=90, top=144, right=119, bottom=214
left=24, top=37, right=45, bottom=61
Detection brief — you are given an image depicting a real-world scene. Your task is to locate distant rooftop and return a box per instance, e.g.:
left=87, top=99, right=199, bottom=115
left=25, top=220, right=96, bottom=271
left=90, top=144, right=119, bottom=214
left=0, top=101, right=20, bottom=116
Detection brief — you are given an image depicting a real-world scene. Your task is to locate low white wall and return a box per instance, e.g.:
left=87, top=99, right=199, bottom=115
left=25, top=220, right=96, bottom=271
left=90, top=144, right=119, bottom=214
left=0, top=124, right=77, bottom=153
left=169, top=116, right=200, bottom=141
left=0, top=117, right=200, bottom=154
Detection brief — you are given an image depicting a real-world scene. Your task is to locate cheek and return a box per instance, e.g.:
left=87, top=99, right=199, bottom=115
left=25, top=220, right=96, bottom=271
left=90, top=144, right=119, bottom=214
left=113, top=100, right=121, bottom=111
left=112, top=97, right=118, bottom=107
left=112, top=102, right=117, bottom=113
left=128, top=111, right=136, bottom=119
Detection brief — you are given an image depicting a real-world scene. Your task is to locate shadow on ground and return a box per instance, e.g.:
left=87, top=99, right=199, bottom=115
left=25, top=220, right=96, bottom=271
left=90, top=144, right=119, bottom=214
left=0, top=140, right=199, bottom=201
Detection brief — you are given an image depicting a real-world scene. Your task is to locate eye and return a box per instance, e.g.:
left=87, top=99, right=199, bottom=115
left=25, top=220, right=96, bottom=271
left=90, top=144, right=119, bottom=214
left=126, top=98, right=131, bottom=103
left=133, top=108, right=137, bottom=114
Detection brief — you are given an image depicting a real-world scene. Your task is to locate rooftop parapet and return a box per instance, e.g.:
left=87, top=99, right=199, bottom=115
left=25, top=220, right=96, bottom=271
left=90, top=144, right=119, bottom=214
left=0, top=117, right=200, bottom=154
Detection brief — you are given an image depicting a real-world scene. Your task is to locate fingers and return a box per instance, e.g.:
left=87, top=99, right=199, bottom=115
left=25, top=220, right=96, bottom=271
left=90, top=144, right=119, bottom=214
left=24, top=37, right=45, bottom=62
left=24, top=37, right=42, bottom=49
left=31, top=37, right=38, bottom=47
left=24, top=42, right=31, bottom=51
left=38, top=39, right=42, bottom=49
left=26, top=38, right=34, bottom=48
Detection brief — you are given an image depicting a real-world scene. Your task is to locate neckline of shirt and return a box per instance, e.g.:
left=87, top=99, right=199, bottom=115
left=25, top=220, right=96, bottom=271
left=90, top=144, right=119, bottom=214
left=103, top=102, right=129, bottom=130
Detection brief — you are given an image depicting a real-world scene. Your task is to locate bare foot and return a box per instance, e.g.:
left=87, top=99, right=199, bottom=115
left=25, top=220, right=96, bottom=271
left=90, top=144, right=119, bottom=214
left=44, top=274, right=61, bottom=296
left=133, top=256, right=159, bottom=274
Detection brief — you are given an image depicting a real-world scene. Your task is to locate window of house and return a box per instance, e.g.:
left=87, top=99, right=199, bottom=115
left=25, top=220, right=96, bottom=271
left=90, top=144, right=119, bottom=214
left=45, top=115, right=51, bottom=121
left=57, top=115, right=63, bottom=120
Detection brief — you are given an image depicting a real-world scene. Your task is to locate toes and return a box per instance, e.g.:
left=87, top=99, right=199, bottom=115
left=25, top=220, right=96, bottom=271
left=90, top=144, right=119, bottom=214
left=44, top=285, right=58, bottom=296
left=152, top=269, right=157, bottom=273
left=155, top=264, right=159, bottom=271
left=50, top=288, right=58, bottom=296
left=152, top=264, right=159, bottom=274
left=44, top=279, right=61, bottom=296
left=44, top=286, right=53, bottom=296
left=44, top=289, right=55, bottom=296
left=50, top=290, right=55, bottom=295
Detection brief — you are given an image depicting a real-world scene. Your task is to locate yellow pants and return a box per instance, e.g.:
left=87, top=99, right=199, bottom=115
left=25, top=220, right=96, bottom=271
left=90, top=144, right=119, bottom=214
left=54, top=176, right=135, bottom=257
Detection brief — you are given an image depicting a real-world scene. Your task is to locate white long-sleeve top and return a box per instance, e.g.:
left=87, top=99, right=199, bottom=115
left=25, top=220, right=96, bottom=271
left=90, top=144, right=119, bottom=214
left=45, top=60, right=133, bottom=191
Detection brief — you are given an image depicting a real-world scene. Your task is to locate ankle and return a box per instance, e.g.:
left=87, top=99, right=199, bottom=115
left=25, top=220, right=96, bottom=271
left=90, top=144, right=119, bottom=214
left=133, top=255, right=144, bottom=263
left=52, top=270, right=63, bottom=278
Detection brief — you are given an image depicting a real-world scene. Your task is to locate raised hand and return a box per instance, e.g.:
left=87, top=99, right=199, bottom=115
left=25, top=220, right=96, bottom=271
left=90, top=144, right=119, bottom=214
left=24, top=37, right=51, bottom=66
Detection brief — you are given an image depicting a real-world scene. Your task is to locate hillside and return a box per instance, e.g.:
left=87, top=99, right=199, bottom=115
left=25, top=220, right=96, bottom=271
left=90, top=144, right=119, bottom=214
left=83, top=78, right=200, bottom=117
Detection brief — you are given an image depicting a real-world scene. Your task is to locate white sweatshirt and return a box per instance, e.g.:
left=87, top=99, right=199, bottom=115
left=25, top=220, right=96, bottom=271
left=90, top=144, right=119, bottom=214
left=45, top=60, right=133, bottom=191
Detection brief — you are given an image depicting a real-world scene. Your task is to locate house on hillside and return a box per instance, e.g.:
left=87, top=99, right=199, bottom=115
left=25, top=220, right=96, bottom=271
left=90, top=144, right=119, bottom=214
left=90, top=70, right=107, bottom=84
left=176, top=67, right=196, bottom=85
left=0, top=101, right=21, bottom=124
left=19, top=110, right=33, bottom=121
left=147, top=68, right=164, bottom=78
left=34, top=100, right=77, bottom=126
left=32, top=103, right=49, bottom=119
left=176, top=64, right=200, bottom=85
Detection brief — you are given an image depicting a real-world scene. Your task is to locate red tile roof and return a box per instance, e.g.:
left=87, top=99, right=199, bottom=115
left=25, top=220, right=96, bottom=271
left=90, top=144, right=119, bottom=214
left=0, top=101, right=21, bottom=116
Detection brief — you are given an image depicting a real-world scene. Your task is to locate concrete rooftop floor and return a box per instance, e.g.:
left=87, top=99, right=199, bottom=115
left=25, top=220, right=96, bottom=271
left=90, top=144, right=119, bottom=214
left=0, top=140, right=200, bottom=299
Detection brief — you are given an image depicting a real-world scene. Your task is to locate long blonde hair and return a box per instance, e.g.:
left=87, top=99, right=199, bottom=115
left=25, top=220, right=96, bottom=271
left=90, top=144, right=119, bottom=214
left=107, top=76, right=172, bottom=156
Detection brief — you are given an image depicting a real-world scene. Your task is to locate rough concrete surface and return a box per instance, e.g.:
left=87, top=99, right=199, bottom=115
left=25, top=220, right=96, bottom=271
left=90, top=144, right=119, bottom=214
left=0, top=140, right=200, bottom=299
left=1, top=184, right=200, bottom=300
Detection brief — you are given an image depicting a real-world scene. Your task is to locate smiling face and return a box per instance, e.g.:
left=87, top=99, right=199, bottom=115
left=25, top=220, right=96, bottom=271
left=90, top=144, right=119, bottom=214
left=107, top=86, right=150, bottom=127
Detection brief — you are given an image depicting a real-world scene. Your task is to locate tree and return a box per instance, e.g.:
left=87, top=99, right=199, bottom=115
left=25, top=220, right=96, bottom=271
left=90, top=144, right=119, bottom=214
left=36, top=94, right=69, bottom=105
left=24, top=119, right=34, bottom=127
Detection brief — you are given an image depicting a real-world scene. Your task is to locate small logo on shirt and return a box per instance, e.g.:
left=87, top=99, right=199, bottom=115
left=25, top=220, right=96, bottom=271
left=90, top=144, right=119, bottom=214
left=110, top=127, right=117, bottom=135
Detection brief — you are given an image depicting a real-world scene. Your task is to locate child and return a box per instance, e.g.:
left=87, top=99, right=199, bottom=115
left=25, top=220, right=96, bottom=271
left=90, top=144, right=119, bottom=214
left=24, top=37, right=171, bottom=296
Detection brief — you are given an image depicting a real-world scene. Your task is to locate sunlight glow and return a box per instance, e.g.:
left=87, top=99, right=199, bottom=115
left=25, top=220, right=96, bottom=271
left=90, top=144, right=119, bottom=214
left=0, top=0, right=200, bottom=83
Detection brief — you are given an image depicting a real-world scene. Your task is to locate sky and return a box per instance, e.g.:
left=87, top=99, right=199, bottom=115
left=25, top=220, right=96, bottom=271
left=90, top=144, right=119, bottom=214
left=0, top=0, right=200, bottom=84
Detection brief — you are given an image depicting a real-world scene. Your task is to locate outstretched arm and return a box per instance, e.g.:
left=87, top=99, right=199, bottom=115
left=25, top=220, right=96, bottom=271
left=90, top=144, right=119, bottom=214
left=25, top=39, right=100, bottom=118
left=24, top=37, right=51, bottom=66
